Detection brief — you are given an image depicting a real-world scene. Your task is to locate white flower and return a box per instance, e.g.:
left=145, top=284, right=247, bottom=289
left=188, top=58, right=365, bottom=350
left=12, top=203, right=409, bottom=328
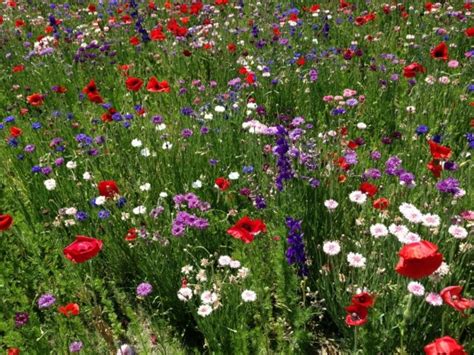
left=162, top=141, right=173, bottom=150
left=389, top=224, right=409, bottom=240
left=399, top=232, right=421, bottom=244
left=399, top=204, right=423, bottom=224
left=425, top=292, right=443, bottom=306
left=323, top=241, right=341, bottom=256
left=181, top=265, right=193, bottom=275
left=228, top=172, right=240, bottom=180
left=66, top=161, right=77, bottom=169
left=196, top=269, right=207, bottom=282
left=237, top=267, right=250, bottom=279
left=156, top=123, right=166, bottom=131
left=200, top=291, right=218, bottom=304
left=177, top=287, right=193, bottom=302
left=246, top=102, right=257, bottom=109
left=356, top=122, right=367, bottom=129
left=406, top=106, right=416, bottom=113
left=139, top=183, right=151, bottom=192
left=349, top=191, right=367, bottom=205
left=121, top=212, right=130, bottom=221
left=116, top=344, right=135, bottom=355
left=192, top=180, right=202, bottom=189
left=218, top=255, right=232, bottom=266
left=448, top=225, right=468, bottom=239
left=44, top=179, right=57, bottom=191
left=197, top=304, right=213, bottom=317
left=241, top=290, right=257, bottom=302
left=324, top=199, right=338, bottom=210
left=347, top=252, right=366, bottom=268
left=421, top=214, right=441, bottom=228
left=131, top=139, right=142, bottom=147
left=370, top=223, right=388, bottom=238
left=159, top=192, right=168, bottom=198
left=140, top=148, right=151, bottom=157
left=203, top=112, right=214, bottom=120
left=95, top=196, right=106, bottom=206
left=132, top=206, right=147, bottom=215
left=83, top=172, right=92, bottom=180
left=407, top=281, right=425, bottom=296
left=229, top=260, right=241, bottom=269
left=214, top=105, right=225, bottom=113
left=434, top=262, right=450, bottom=277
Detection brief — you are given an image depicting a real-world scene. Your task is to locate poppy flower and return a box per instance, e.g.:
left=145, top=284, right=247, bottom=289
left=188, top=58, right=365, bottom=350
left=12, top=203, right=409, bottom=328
left=427, top=160, right=442, bottom=178
left=440, top=286, right=474, bottom=314
left=150, top=27, right=166, bottom=41
left=63, top=236, right=103, bottom=263
left=10, top=127, right=22, bottom=137
left=344, top=304, right=368, bottom=326
left=27, top=93, right=44, bottom=106
left=125, top=77, right=143, bottom=91
left=12, top=65, right=24, bottom=73
left=359, top=182, right=378, bottom=197
left=351, top=292, right=375, bottom=308
left=8, top=348, right=20, bottom=355
left=129, top=36, right=140, bottom=46
left=424, top=336, right=466, bottom=355
left=146, top=77, right=170, bottom=93
left=430, top=42, right=449, bottom=61
left=98, top=180, right=119, bottom=198
left=214, top=177, right=230, bottom=191
left=373, top=197, right=389, bottom=210
left=58, top=303, right=80, bottom=317
left=87, top=92, right=104, bottom=104
left=403, top=62, right=426, bottom=78
left=82, top=80, right=98, bottom=95
left=0, top=214, right=13, bottom=231
left=395, top=240, right=443, bottom=279
left=429, top=140, right=451, bottom=160
left=227, top=216, right=267, bottom=243
left=465, top=28, right=474, bottom=37
left=125, top=228, right=138, bottom=242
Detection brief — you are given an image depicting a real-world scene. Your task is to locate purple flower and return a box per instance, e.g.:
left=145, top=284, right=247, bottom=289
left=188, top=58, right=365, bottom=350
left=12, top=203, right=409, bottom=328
left=136, top=282, right=153, bottom=297
left=38, top=294, right=56, bottom=309
left=15, top=312, right=29, bottom=327
left=285, top=217, right=308, bottom=276
left=436, top=177, right=460, bottom=195
left=69, top=341, right=83, bottom=353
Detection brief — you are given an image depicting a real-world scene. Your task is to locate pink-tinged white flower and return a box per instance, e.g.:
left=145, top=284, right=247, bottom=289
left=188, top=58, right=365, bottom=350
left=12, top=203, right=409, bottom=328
left=421, top=214, right=441, bottom=228
left=349, top=191, right=367, bottom=205
left=433, top=262, right=450, bottom=277
left=454, top=189, right=466, bottom=198
left=323, top=241, right=341, bottom=256
left=200, top=291, right=218, bottom=305
left=398, top=232, right=421, bottom=244
left=448, top=225, right=468, bottom=239
left=425, top=292, right=443, bottom=306
left=131, top=139, right=142, bottom=147
left=197, top=304, right=213, bottom=317
left=241, top=290, right=257, bottom=302
left=181, top=265, right=193, bottom=275
left=343, top=88, right=357, bottom=97
left=407, top=281, right=425, bottom=296
left=44, top=179, right=57, bottom=191
left=196, top=269, right=207, bottom=282
left=369, top=223, right=388, bottom=238
left=177, top=287, right=193, bottom=302
left=447, top=60, right=459, bottom=68
left=324, top=199, right=338, bottom=211
left=347, top=252, right=366, bottom=268
left=237, top=267, right=250, bottom=279
left=218, top=255, right=232, bottom=266
left=389, top=224, right=409, bottom=240
left=460, top=210, right=474, bottom=221
left=229, top=260, right=241, bottom=269
left=399, top=203, right=423, bottom=224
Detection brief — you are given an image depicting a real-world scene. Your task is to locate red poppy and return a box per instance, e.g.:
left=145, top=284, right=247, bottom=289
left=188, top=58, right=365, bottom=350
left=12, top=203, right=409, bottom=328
left=63, top=236, right=103, bottom=263
left=146, top=77, right=170, bottom=93
left=424, top=336, right=466, bottom=355
left=58, top=303, right=80, bottom=317
left=430, top=42, right=449, bottom=61
left=87, top=92, right=104, bottom=104
left=309, top=5, right=320, bottom=13
left=98, top=180, right=119, bottom=198
left=403, top=62, right=426, bottom=78
left=215, top=0, right=228, bottom=5
left=12, top=65, right=24, bottom=73
left=227, top=216, right=267, bottom=243
left=227, top=43, right=236, bottom=53
left=427, top=160, right=442, bottom=178
left=15, top=19, right=25, bottom=27
left=150, top=27, right=166, bottom=41
left=339, top=0, right=351, bottom=9
left=8, top=348, right=20, bottom=355
left=429, top=140, right=451, bottom=160
left=296, top=56, right=305, bottom=66
left=465, top=28, right=474, bottom=37
left=130, top=36, right=140, bottom=46
left=351, top=292, right=375, bottom=308
left=88, top=4, right=96, bottom=12
left=344, top=304, right=368, bottom=326
left=359, top=182, right=377, bottom=197
left=125, top=228, right=138, bottom=242
left=395, top=240, right=443, bottom=279
left=214, top=177, right=230, bottom=191
left=0, top=214, right=13, bottom=231
left=373, top=197, right=389, bottom=210
left=425, top=2, right=433, bottom=12
left=125, top=76, right=143, bottom=91
left=82, top=80, right=98, bottom=95
left=27, top=93, right=44, bottom=106
left=10, top=127, right=22, bottom=137
left=440, top=286, right=474, bottom=314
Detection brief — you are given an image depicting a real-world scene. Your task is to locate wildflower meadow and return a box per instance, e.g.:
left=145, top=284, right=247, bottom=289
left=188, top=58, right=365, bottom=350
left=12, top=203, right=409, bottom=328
left=0, top=0, right=473, bottom=354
